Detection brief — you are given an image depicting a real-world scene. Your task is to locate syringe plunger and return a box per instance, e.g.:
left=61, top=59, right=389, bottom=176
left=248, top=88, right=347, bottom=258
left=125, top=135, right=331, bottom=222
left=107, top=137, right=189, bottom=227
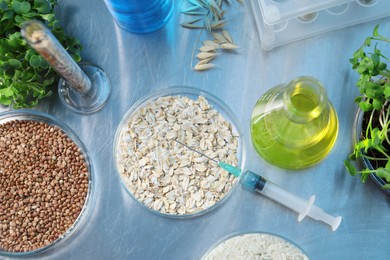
left=240, top=170, right=342, bottom=231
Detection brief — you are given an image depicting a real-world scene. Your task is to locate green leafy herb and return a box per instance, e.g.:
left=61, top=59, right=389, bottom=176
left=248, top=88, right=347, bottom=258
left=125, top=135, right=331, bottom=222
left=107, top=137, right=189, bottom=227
left=0, top=0, right=82, bottom=108
left=349, top=24, right=390, bottom=112
left=346, top=25, right=390, bottom=188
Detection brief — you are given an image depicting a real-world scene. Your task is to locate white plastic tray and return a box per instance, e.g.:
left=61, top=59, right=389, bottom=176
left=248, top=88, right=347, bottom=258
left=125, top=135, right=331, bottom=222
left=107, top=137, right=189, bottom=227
left=258, top=0, right=353, bottom=25
left=250, top=0, right=390, bottom=51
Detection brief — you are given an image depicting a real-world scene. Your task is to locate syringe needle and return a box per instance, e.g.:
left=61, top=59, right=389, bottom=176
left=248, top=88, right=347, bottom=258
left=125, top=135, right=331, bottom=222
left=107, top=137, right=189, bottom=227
left=174, top=139, right=241, bottom=177
left=174, top=139, right=218, bottom=163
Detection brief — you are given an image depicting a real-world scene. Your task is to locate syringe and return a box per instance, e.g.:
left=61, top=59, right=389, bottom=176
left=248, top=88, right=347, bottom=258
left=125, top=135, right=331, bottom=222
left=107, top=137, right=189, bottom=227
left=174, top=140, right=342, bottom=231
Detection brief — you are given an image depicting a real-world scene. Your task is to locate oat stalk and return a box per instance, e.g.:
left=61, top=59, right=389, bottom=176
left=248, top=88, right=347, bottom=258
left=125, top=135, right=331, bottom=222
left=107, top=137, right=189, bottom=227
left=181, top=0, right=243, bottom=71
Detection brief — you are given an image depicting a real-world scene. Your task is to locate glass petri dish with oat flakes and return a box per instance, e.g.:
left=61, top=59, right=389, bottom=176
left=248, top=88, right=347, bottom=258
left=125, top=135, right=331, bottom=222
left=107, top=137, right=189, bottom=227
left=114, top=86, right=245, bottom=218
left=0, top=110, right=94, bottom=257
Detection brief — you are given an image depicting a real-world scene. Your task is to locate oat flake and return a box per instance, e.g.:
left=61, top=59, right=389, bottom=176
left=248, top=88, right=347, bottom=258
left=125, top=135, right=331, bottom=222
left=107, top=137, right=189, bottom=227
left=116, top=95, right=239, bottom=215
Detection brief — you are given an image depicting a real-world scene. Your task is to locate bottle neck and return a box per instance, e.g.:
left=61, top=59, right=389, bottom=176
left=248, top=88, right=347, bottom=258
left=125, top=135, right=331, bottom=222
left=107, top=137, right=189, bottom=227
left=283, top=77, right=327, bottom=123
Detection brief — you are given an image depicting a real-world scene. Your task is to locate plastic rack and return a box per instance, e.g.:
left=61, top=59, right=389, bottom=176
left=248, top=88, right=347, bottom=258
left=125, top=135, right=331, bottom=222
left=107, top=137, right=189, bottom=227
left=250, top=0, right=390, bottom=50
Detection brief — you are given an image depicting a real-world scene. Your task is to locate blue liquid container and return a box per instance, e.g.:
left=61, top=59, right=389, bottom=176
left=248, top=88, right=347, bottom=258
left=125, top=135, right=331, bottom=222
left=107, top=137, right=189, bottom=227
left=104, top=0, right=174, bottom=34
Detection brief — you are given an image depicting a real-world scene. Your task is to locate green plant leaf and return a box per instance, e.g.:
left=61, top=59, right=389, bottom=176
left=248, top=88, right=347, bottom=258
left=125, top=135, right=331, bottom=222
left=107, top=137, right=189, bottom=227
left=367, top=128, right=385, bottom=152
left=378, top=62, right=387, bottom=71
left=7, top=58, right=21, bottom=69
left=0, top=1, right=8, bottom=10
left=0, top=40, right=11, bottom=54
left=355, top=139, right=369, bottom=152
left=358, top=100, right=373, bottom=111
left=384, top=86, right=390, bottom=98
left=361, top=169, right=370, bottom=183
left=0, top=87, right=13, bottom=96
left=373, top=24, right=380, bottom=37
left=382, top=183, right=390, bottom=190
left=22, top=11, right=38, bottom=18
left=349, top=152, right=357, bottom=160
left=7, top=32, right=22, bottom=48
left=372, top=98, right=384, bottom=110
left=0, top=95, right=12, bottom=105
left=344, top=160, right=357, bottom=175
left=14, top=14, right=26, bottom=23
left=28, top=54, right=49, bottom=69
left=29, top=54, right=42, bottom=68
left=1, top=10, right=14, bottom=22
left=11, top=0, right=31, bottom=14
left=40, top=13, right=54, bottom=22
left=371, top=53, right=379, bottom=65
left=375, top=167, right=390, bottom=183
left=363, top=37, right=371, bottom=47
left=354, top=96, right=363, bottom=103
left=34, top=0, right=51, bottom=14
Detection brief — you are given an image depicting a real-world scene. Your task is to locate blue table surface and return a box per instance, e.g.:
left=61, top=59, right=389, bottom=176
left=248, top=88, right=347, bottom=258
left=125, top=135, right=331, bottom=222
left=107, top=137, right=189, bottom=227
left=2, top=0, right=390, bottom=259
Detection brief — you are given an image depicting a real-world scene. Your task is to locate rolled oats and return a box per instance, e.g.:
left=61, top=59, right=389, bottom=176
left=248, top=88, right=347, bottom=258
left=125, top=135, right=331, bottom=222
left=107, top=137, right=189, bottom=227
left=117, top=95, right=239, bottom=215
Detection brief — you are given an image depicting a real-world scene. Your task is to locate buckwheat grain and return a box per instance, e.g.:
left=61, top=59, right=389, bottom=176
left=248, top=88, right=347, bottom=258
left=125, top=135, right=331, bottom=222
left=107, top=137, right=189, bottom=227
left=0, top=120, right=89, bottom=253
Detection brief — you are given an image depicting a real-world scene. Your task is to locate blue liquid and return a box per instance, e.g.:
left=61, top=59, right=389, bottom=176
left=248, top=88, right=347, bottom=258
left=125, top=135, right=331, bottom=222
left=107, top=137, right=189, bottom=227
left=104, top=0, right=174, bottom=34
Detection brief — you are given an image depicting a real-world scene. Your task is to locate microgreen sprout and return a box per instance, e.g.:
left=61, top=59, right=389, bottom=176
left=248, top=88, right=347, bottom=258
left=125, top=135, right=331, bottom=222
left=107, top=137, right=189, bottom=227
left=345, top=25, right=390, bottom=189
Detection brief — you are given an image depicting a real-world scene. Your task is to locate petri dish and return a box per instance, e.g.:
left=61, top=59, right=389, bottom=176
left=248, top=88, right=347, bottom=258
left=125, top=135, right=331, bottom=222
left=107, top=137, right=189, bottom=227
left=0, top=110, right=95, bottom=256
left=114, top=86, right=245, bottom=218
left=353, top=109, right=390, bottom=195
left=202, top=231, right=309, bottom=259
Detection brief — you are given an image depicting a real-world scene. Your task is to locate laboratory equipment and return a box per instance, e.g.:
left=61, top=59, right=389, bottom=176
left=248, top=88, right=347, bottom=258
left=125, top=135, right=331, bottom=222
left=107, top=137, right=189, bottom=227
left=202, top=231, right=309, bottom=259
left=249, top=0, right=390, bottom=50
left=175, top=140, right=241, bottom=178
left=0, top=110, right=95, bottom=256
left=175, top=140, right=342, bottom=231
left=103, top=0, right=173, bottom=34
left=240, top=170, right=342, bottom=231
left=114, top=87, right=244, bottom=218
left=21, top=20, right=111, bottom=114
left=251, top=76, right=338, bottom=169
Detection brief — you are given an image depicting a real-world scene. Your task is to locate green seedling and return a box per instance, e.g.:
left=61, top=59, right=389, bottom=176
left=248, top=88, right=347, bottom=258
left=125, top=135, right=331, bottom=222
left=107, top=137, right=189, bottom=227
left=346, top=25, right=390, bottom=189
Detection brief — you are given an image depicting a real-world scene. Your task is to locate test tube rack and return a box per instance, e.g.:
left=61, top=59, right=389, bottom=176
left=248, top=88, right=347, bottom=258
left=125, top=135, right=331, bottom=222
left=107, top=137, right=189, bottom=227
left=249, top=0, right=390, bottom=51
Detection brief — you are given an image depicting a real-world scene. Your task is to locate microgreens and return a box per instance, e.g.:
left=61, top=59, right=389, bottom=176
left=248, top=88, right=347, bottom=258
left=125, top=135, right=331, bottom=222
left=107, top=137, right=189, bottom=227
left=345, top=25, right=390, bottom=189
left=0, top=0, right=82, bottom=108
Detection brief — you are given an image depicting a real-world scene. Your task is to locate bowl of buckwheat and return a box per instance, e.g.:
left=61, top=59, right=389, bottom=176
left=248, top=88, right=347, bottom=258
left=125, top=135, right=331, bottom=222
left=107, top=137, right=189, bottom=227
left=114, top=86, right=245, bottom=218
left=0, top=110, right=94, bottom=256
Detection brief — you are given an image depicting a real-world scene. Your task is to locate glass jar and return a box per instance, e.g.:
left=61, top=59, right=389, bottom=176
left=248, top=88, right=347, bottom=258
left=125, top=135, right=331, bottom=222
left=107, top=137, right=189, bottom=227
left=250, top=76, right=338, bottom=169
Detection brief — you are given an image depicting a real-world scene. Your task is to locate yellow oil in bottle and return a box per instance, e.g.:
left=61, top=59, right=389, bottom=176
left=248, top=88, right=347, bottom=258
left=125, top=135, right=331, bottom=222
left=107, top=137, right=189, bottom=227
left=250, top=77, right=338, bottom=169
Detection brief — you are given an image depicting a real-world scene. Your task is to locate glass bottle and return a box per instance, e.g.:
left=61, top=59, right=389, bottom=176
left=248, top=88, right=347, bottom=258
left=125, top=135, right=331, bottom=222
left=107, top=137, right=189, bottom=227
left=250, top=76, right=338, bottom=169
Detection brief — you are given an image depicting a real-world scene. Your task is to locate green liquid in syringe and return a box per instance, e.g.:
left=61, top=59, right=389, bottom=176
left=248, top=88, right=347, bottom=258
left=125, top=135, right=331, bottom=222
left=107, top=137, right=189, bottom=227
left=251, top=89, right=338, bottom=169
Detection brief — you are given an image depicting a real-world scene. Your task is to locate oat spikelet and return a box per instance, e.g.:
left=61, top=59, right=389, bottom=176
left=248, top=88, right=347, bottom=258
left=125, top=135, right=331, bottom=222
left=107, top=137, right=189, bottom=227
left=220, top=42, right=239, bottom=50
left=222, top=30, right=233, bottom=43
left=194, top=63, right=215, bottom=71
left=197, top=52, right=219, bottom=59
left=199, top=45, right=218, bottom=52
left=213, top=32, right=226, bottom=43
left=203, top=40, right=219, bottom=46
